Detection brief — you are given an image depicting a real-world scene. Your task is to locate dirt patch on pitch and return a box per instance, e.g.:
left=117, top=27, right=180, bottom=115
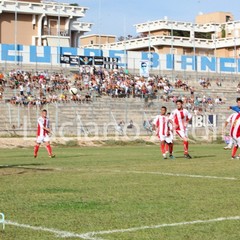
left=0, top=138, right=36, bottom=148
left=0, top=136, right=158, bottom=148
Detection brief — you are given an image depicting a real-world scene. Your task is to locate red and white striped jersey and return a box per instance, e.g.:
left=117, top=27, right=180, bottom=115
left=153, top=115, right=170, bottom=137
left=170, top=109, right=192, bottom=131
left=227, top=113, right=240, bottom=138
left=37, top=117, right=49, bottom=137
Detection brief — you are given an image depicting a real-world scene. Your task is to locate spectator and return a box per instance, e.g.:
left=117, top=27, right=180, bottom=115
left=0, top=85, right=4, bottom=101
left=19, top=83, right=24, bottom=96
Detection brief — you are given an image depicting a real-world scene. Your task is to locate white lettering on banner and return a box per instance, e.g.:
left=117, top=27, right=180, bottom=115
left=0, top=44, right=240, bottom=74
left=190, top=115, right=217, bottom=128
left=195, top=116, right=204, bottom=128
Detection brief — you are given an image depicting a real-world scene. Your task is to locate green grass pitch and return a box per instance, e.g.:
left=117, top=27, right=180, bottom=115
left=0, top=143, right=240, bottom=240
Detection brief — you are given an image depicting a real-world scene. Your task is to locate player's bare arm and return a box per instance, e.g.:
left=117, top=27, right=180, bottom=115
left=43, top=127, right=51, bottom=134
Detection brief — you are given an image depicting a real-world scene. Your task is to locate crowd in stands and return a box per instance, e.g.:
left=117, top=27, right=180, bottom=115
left=0, top=67, right=237, bottom=113
left=198, top=77, right=224, bottom=89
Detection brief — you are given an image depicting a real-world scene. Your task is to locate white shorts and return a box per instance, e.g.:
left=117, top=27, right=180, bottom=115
left=158, top=134, right=173, bottom=143
left=165, top=134, right=173, bottom=144
left=232, top=137, right=240, bottom=147
left=176, top=129, right=188, bottom=139
left=36, top=135, right=50, bottom=144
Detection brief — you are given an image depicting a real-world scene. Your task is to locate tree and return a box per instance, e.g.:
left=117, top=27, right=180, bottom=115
left=172, top=30, right=190, bottom=37
left=221, top=25, right=226, bottom=38
left=194, top=32, right=212, bottom=39
left=118, top=36, right=124, bottom=41
left=70, top=3, right=79, bottom=6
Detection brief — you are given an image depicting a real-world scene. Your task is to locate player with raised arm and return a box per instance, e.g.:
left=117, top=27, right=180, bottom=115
left=34, top=109, right=55, bottom=158
left=152, top=106, right=174, bottom=159
left=170, top=100, right=192, bottom=159
left=224, top=112, right=240, bottom=159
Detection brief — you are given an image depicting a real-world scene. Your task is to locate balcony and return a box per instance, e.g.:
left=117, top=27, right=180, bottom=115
left=71, top=21, right=92, bottom=32
left=0, top=0, right=88, bottom=18
left=43, top=28, right=69, bottom=37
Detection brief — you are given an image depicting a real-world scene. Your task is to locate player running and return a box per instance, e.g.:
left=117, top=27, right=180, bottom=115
left=152, top=106, right=174, bottom=159
left=224, top=112, right=240, bottom=159
left=224, top=97, right=240, bottom=149
left=34, top=109, right=55, bottom=158
left=170, top=100, right=192, bottom=159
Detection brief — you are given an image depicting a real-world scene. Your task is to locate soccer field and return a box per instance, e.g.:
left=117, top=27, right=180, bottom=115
left=0, top=143, right=240, bottom=240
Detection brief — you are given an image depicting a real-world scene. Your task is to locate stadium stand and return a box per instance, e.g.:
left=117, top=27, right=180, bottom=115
left=0, top=68, right=238, bottom=137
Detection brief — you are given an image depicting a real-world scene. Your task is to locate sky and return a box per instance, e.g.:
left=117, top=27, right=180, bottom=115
left=58, top=0, right=240, bottom=38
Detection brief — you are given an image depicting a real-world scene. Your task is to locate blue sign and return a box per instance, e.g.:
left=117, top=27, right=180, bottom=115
left=0, top=44, right=239, bottom=74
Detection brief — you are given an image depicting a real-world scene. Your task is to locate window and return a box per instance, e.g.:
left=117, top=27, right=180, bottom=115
left=49, top=20, right=58, bottom=35
left=90, top=40, right=94, bottom=44
left=226, top=16, right=231, bottom=22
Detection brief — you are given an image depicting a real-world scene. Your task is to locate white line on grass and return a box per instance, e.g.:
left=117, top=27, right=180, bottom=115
left=112, top=170, right=238, bottom=181
left=81, top=216, right=240, bottom=240
left=6, top=216, right=240, bottom=240
left=6, top=221, right=84, bottom=238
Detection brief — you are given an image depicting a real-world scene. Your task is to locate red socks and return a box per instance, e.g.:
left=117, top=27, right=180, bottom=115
left=165, top=144, right=169, bottom=152
left=34, top=145, right=39, bottom=156
left=184, top=141, right=189, bottom=154
left=34, top=144, right=53, bottom=157
left=46, top=144, right=53, bottom=156
left=169, top=143, right=173, bottom=155
left=232, top=145, right=238, bottom=157
left=161, top=142, right=166, bottom=154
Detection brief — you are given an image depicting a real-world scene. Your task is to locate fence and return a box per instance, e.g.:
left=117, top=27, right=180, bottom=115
left=0, top=98, right=229, bottom=142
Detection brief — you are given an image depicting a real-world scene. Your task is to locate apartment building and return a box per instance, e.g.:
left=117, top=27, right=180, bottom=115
left=81, top=12, right=240, bottom=59
left=80, top=34, right=116, bottom=47
left=0, top=0, right=92, bottom=47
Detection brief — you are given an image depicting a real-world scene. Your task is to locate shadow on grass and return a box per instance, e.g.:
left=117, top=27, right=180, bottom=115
left=175, top=155, right=216, bottom=159
left=0, top=163, right=55, bottom=176
left=55, top=154, right=90, bottom=158
left=0, top=163, right=55, bottom=171
left=0, top=163, right=44, bottom=169
left=192, top=155, right=216, bottom=159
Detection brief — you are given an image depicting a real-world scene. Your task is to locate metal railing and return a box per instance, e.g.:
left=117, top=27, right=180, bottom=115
left=43, top=29, right=69, bottom=36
